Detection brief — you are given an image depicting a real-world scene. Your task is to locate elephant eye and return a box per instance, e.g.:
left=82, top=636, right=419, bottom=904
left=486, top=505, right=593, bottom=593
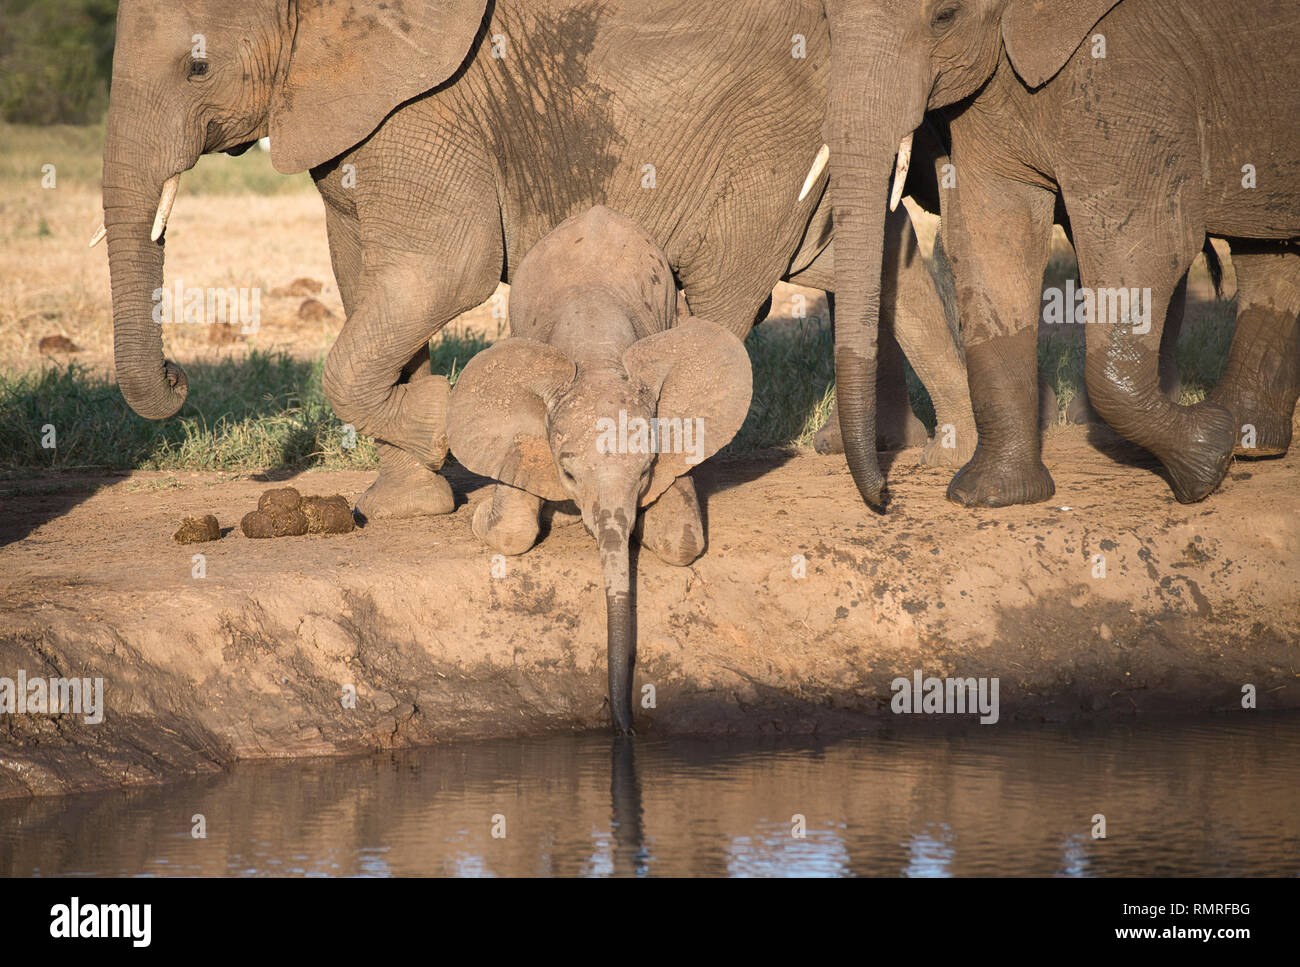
left=561, top=468, right=577, bottom=485
left=931, top=4, right=960, bottom=30
left=188, top=59, right=209, bottom=78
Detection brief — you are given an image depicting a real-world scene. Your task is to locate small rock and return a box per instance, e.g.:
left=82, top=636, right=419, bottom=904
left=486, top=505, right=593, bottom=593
left=297, top=298, right=333, bottom=321
left=173, top=514, right=221, bottom=544
left=269, top=277, right=323, bottom=298
left=38, top=334, right=80, bottom=354
left=208, top=323, right=241, bottom=345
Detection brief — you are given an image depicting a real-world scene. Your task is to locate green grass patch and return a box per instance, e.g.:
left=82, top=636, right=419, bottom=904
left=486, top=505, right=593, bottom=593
left=0, top=330, right=492, bottom=472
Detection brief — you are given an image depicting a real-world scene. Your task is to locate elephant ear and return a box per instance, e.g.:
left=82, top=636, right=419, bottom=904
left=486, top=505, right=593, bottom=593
left=447, top=338, right=576, bottom=501
left=1001, top=0, right=1124, bottom=89
left=622, top=318, right=753, bottom=505
left=269, top=0, right=490, bottom=174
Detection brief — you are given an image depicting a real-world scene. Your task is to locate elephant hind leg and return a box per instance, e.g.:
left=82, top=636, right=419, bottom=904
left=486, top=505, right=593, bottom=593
left=1079, top=246, right=1235, bottom=504
left=1208, top=247, right=1300, bottom=457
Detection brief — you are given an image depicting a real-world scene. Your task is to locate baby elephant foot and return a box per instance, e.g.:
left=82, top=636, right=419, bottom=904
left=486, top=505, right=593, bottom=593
left=355, top=444, right=455, bottom=522
left=638, top=475, right=704, bottom=566
left=947, top=449, right=1055, bottom=508
left=472, top=484, right=542, bottom=556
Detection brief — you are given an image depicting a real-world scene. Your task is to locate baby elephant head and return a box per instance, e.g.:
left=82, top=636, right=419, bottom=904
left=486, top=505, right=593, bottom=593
left=448, top=319, right=752, bottom=732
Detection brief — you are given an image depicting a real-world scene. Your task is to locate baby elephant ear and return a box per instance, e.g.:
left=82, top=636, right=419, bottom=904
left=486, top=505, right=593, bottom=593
left=447, top=338, right=576, bottom=500
left=622, top=318, right=753, bottom=504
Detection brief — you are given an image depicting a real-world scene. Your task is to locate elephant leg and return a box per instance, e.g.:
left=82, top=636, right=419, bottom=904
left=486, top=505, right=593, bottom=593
left=1067, top=270, right=1187, bottom=424
left=1209, top=247, right=1300, bottom=456
left=472, top=483, right=544, bottom=556
left=884, top=208, right=976, bottom=467
left=354, top=345, right=457, bottom=522
left=1074, top=217, right=1234, bottom=503
left=635, top=474, right=704, bottom=566
left=944, top=173, right=1057, bottom=507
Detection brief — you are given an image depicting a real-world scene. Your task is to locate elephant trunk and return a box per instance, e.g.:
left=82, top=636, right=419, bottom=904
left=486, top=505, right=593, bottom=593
left=101, top=86, right=198, bottom=419
left=824, top=6, right=928, bottom=508
left=596, top=512, right=635, bottom=735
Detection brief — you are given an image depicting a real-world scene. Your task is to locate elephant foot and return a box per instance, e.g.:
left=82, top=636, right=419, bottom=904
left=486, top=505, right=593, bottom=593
left=355, top=446, right=455, bottom=523
left=813, top=407, right=843, bottom=454
left=812, top=398, right=927, bottom=455
left=1210, top=394, right=1296, bottom=458
left=947, top=451, right=1055, bottom=508
left=922, top=419, right=977, bottom=468
left=472, top=485, right=542, bottom=556
left=637, top=475, right=704, bottom=566
left=1065, top=390, right=1097, bottom=425
left=1158, top=402, right=1237, bottom=503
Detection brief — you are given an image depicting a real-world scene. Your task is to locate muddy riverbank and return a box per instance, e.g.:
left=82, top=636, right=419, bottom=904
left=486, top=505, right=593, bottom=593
left=2, top=428, right=1298, bottom=798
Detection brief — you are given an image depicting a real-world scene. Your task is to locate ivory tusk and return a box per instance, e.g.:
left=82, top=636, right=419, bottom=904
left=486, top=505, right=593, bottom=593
left=88, top=223, right=106, bottom=248
left=150, top=174, right=181, bottom=242
left=889, top=133, right=913, bottom=212
left=798, top=143, right=830, bottom=202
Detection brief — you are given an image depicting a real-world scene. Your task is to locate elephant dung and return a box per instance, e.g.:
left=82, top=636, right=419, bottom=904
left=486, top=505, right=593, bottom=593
left=173, top=514, right=221, bottom=544
left=242, top=487, right=309, bottom=538
left=301, top=495, right=356, bottom=534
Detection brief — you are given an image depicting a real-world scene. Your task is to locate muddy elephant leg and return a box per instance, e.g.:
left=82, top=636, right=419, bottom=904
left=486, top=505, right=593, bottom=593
left=1067, top=271, right=1187, bottom=423
left=472, top=483, right=544, bottom=556
left=635, top=474, right=704, bottom=566
left=1209, top=247, right=1300, bottom=457
left=1073, top=216, right=1235, bottom=502
left=944, top=173, right=1057, bottom=507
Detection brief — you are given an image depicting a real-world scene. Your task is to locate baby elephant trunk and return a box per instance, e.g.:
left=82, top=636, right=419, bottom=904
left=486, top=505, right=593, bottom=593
left=596, top=516, right=635, bottom=734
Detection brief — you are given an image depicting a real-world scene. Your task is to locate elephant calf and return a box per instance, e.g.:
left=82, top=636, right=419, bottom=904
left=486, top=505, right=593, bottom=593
left=447, top=207, right=752, bottom=733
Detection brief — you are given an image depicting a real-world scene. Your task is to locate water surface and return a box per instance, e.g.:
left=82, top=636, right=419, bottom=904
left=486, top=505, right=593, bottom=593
left=3, top=715, right=1298, bottom=876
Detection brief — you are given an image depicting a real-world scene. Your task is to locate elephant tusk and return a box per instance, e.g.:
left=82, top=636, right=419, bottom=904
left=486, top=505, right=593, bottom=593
left=889, top=133, right=913, bottom=213
left=88, top=222, right=106, bottom=248
left=150, top=174, right=181, bottom=242
left=798, top=143, right=830, bottom=202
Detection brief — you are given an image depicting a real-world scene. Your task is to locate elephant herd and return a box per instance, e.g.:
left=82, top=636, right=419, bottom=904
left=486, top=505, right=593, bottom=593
left=97, top=0, right=1299, bottom=731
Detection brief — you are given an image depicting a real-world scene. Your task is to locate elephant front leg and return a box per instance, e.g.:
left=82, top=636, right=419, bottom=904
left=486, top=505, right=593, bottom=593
left=636, top=474, right=704, bottom=566
left=323, top=254, right=498, bottom=519
left=355, top=345, right=456, bottom=522
left=1208, top=248, right=1300, bottom=457
left=472, top=484, right=544, bottom=556
left=943, top=175, right=1056, bottom=507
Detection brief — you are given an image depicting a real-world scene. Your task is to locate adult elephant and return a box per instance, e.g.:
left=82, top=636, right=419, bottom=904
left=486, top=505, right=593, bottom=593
left=97, top=0, right=974, bottom=519
left=822, top=0, right=1300, bottom=508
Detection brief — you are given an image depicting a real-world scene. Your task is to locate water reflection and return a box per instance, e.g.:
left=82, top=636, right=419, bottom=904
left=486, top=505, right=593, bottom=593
left=1, top=715, right=1298, bottom=877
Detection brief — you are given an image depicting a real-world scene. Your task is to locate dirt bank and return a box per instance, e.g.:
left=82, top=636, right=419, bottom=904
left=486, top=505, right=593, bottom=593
left=2, top=425, right=1298, bottom=798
